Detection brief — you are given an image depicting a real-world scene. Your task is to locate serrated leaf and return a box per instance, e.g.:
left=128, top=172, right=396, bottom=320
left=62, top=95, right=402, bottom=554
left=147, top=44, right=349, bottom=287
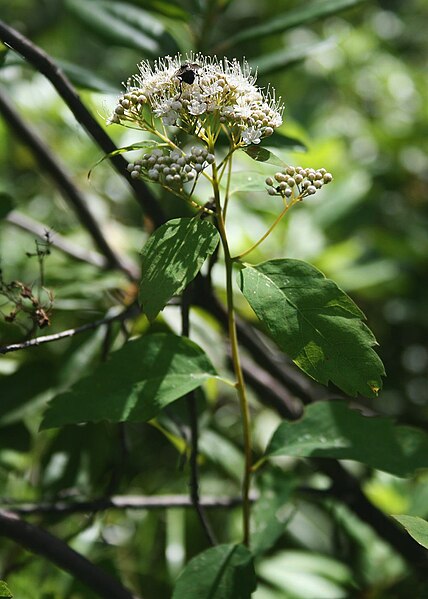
left=219, top=0, right=366, bottom=49
left=393, top=515, right=428, bottom=549
left=238, top=259, right=385, bottom=398
left=66, top=0, right=179, bottom=56
left=139, top=218, right=219, bottom=321
left=172, top=544, right=256, bottom=599
left=266, top=400, right=428, bottom=477
left=0, top=581, right=12, bottom=598
left=40, top=333, right=217, bottom=429
left=242, top=145, right=286, bottom=167
left=251, top=470, right=296, bottom=556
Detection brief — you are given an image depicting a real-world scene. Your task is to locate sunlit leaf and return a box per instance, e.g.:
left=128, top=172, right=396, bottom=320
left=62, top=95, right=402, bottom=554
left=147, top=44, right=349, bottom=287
left=40, top=333, right=217, bottom=429
left=139, top=218, right=219, bottom=321
left=266, top=400, right=428, bottom=477
left=393, top=515, right=428, bottom=549
left=172, top=544, right=256, bottom=599
left=0, top=581, right=12, bottom=598
left=0, top=44, right=8, bottom=67
left=258, top=550, right=353, bottom=598
left=239, top=259, right=385, bottom=398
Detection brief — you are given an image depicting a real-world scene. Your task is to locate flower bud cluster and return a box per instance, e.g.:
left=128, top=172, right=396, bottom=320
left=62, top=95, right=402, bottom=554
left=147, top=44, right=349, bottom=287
left=108, top=54, right=283, bottom=147
left=265, top=166, right=333, bottom=200
left=127, top=146, right=214, bottom=188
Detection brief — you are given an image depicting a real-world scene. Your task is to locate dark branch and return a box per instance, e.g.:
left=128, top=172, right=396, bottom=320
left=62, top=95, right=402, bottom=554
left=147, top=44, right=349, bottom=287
left=0, top=494, right=251, bottom=516
left=0, top=305, right=138, bottom=355
left=0, top=509, right=139, bottom=599
left=0, top=19, right=165, bottom=228
left=0, top=87, right=134, bottom=278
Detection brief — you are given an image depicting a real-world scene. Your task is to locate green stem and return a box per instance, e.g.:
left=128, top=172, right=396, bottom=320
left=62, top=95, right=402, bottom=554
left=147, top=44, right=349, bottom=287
left=233, top=198, right=299, bottom=261
left=210, top=151, right=252, bottom=547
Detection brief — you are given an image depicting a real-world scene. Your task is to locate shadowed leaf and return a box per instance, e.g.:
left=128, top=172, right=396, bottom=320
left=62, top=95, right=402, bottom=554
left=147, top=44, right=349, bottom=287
left=40, top=333, right=217, bottom=429
left=266, top=400, right=428, bottom=477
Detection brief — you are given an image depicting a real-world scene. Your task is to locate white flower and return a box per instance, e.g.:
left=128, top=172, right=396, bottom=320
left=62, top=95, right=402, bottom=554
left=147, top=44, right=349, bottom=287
left=242, top=127, right=263, bottom=145
left=188, top=97, right=208, bottom=116
left=162, top=110, right=179, bottom=125
left=108, top=53, right=284, bottom=142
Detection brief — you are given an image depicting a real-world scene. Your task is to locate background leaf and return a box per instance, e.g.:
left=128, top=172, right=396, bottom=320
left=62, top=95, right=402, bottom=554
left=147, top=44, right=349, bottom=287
left=41, top=333, right=217, bottom=429
left=0, top=193, right=14, bottom=220
left=66, top=0, right=179, bottom=56
left=172, top=544, right=256, bottom=599
left=239, top=259, right=385, bottom=398
left=139, top=218, right=219, bottom=321
left=266, top=400, right=428, bottom=477
left=255, top=39, right=335, bottom=77
left=393, top=515, right=428, bottom=549
left=220, top=0, right=366, bottom=49
left=251, top=470, right=296, bottom=556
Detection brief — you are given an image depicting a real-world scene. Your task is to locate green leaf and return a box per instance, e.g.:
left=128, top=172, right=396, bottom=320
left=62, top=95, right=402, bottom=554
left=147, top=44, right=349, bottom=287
left=258, top=550, right=352, bottom=598
left=0, top=581, right=12, bottom=598
left=266, top=400, right=428, bottom=477
left=66, top=0, right=179, bottom=56
left=56, top=59, right=119, bottom=93
left=393, top=515, right=428, bottom=549
left=261, top=131, right=307, bottom=153
left=251, top=470, right=296, bottom=556
left=89, top=141, right=165, bottom=177
left=242, top=145, right=287, bottom=167
left=220, top=0, right=366, bottom=49
left=238, top=259, right=385, bottom=398
left=141, top=0, right=189, bottom=20
left=0, top=44, right=8, bottom=67
left=255, top=39, right=335, bottom=77
left=40, top=333, right=217, bottom=429
left=0, top=193, right=14, bottom=220
left=139, top=218, right=219, bottom=322
left=172, top=544, right=256, bottom=599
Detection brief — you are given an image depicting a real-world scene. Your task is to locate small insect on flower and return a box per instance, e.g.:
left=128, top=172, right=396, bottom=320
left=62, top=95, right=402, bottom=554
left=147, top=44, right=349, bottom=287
left=174, top=63, right=201, bottom=86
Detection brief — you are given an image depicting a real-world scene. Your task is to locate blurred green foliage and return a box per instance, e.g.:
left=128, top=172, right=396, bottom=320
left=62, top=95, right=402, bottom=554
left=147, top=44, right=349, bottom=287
left=0, top=0, right=427, bottom=597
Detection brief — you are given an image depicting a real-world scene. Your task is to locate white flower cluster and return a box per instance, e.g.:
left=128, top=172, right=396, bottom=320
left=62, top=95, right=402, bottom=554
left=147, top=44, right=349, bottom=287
left=266, top=166, right=333, bottom=199
left=127, top=146, right=215, bottom=187
left=109, top=54, right=284, bottom=146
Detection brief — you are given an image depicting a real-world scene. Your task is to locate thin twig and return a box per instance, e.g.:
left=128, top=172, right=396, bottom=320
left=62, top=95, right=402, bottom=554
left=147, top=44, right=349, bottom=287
left=6, top=210, right=135, bottom=273
left=0, top=305, right=138, bottom=355
left=0, top=494, right=253, bottom=515
left=0, top=510, right=139, bottom=599
left=181, top=284, right=217, bottom=546
left=0, top=19, right=165, bottom=228
left=0, top=87, right=133, bottom=278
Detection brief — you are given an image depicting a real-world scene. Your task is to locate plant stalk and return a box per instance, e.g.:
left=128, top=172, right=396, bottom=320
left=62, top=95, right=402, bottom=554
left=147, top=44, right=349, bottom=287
left=210, top=155, right=253, bottom=547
